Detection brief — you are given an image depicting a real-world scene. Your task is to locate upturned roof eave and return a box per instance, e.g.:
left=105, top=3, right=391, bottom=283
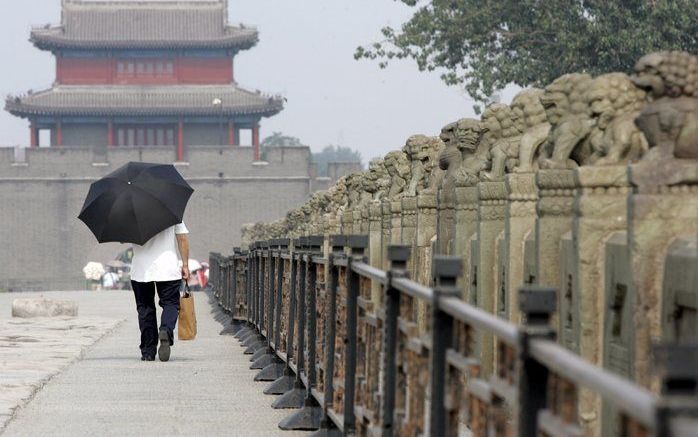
left=29, top=29, right=259, bottom=52
left=4, top=101, right=283, bottom=119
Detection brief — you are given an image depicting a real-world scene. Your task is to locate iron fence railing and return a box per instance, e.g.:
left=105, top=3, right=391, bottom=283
left=209, top=236, right=698, bottom=437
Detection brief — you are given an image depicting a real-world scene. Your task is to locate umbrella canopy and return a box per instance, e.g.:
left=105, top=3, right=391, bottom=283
left=78, top=162, right=194, bottom=245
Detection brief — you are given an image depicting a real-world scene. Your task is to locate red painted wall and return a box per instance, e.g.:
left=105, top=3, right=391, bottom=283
left=57, top=58, right=113, bottom=84
left=57, top=57, right=233, bottom=85
left=178, top=58, right=234, bottom=84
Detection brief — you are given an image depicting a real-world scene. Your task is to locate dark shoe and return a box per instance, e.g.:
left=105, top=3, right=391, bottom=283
left=141, top=355, right=155, bottom=361
left=158, top=329, right=171, bottom=362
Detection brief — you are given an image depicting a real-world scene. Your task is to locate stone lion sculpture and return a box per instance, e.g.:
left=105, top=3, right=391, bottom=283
left=403, top=134, right=445, bottom=196
left=344, top=172, right=365, bottom=208
left=510, top=88, right=552, bottom=173
left=481, top=102, right=526, bottom=181
left=383, top=150, right=411, bottom=199
left=452, top=118, right=486, bottom=186
left=585, top=72, right=648, bottom=165
left=632, top=51, right=698, bottom=160
left=364, top=159, right=391, bottom=202
left=538, top=73, right=595, bottom=169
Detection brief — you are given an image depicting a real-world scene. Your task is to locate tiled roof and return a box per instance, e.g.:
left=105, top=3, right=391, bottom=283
left=30, top=1, right=258, bottom=50
left=5, top=85, right=284, bottom=118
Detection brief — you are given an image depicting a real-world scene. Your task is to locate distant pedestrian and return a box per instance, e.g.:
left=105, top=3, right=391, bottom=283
left=130, top=223, right=190, bottom=362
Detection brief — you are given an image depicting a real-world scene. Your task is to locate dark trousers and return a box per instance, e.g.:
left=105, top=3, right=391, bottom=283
left=131, top=279, right=181, bottom=356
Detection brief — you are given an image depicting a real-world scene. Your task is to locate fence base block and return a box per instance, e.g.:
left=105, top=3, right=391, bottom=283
left=278, top=403, right=322, bottom=430
left=234, top=325, right=254, bottom=340
left=309, top=424, right=342, bottom=437
left=255, top=361, right=285, bottom=382
left=264, top=373, right=295, bottom=395
left=250, top=346, right=270, bottom=362
left=271, top=386, right=306, bottom=409
left=244, top=341, right=265, bottom=355
left=242, top=333, right=264, bottom=348
left=250, top=352, right=277, bottom=370
left=219, top=319, right=245, bottom=336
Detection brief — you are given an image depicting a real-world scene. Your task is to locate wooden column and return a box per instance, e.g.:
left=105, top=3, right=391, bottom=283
left=177, top=117, right=184, bottom=161
left=107, top=120, right=115, bottom=146
left=56, top=119, right=63, bottom=146
left=228, top=120, right=235, bottom=146
left=30, top=122, right=38, bottom=147
left=252, top=123, right=260, bottom=161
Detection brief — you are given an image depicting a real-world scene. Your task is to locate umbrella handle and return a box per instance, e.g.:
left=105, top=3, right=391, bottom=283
left=181, top=280, right=191, bottom=297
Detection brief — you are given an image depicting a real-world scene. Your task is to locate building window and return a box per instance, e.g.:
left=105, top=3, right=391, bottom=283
left=116, top=58, right=175, bottom=81
left=116, top=125, right=176, bottom=146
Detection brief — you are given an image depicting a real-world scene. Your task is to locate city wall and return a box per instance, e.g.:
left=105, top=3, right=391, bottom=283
left=242, top=51, right=698, bottom=436
left=0, top=145, right=314, bottom=291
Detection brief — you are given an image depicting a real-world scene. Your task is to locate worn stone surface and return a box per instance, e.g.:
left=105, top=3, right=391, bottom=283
left=0, top=290, right=307, bottom=437
left=628, top=159, right=698, bottom=390
left=477, top=181, right=507, bottom=376
left=0, top=291, right=123, bottom=432
left=11, top=298, right=78, bottom=318
left=454, top=186, right=479, bottom=293
left=504, top=172, right=538, bottom=324
left=572, top=165, right=632, bottom=434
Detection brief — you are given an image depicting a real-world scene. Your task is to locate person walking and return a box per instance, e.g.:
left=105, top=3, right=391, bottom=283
left=78, top=162, right=195, bottom=362
left=129, top=223, right=190, bottom=362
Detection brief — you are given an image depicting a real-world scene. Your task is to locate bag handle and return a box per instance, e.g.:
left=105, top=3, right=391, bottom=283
left=182, top=280, right=191, bottom=298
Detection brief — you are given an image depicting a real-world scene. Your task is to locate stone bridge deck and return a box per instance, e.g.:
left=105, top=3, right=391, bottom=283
left=0, top=290, right=305, bottom=437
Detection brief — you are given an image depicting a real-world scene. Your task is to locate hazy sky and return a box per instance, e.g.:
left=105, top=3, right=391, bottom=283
left=0, top=0, right=493, bottom=161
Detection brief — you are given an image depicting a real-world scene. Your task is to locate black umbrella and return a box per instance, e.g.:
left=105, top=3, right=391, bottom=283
left=78, top=162, right=194, bottom=245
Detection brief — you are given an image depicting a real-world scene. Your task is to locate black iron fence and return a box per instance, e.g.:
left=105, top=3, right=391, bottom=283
left=209, top=236, right=698, bottom=436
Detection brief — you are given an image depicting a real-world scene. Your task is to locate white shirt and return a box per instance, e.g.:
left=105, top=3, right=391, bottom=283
left=131, top=223, right=189, bottom=282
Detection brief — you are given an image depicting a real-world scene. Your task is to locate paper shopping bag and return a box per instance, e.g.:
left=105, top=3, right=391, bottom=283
left=178, top=283, right=197, bottom=340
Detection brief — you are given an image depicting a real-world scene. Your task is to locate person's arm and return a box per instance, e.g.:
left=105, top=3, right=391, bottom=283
left=176, top=234, right=190, bottom=280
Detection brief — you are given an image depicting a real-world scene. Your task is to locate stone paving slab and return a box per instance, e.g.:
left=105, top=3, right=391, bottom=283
left=0, top=291, right=308, bottom=437
left=0, top=291, right=124, bottom=431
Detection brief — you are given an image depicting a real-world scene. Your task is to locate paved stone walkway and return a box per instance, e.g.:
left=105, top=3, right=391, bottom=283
left=0, top=290, right=306, bottom=437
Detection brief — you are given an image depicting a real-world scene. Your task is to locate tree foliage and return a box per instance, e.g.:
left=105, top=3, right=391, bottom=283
left=312, top=145, right=363, bottom=176
left=356, top=0, right=698, bottom=105
left=261, top=132, right=305, bottom=147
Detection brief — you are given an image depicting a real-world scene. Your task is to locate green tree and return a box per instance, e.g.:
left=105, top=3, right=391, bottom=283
left=312, top=145, right=363, bottom=176
left=261, top=132, right=305, bottom=147
left=356, top=0, right=698, bottom=106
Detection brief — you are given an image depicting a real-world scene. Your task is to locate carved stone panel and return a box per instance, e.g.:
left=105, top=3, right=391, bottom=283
left=662, top=237, right=698, bottom=342
left=559, top=232, right=579, bottom=353
left=602, top=232, right=634, bottom=437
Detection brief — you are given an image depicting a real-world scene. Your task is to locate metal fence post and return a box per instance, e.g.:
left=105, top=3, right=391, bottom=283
left=258, top=239, right=290, bottom=383
left=264, top=240, right=295, bottom=391
left=429, top=255, right=463, bottom=437
left=274, top=236, right=310, bottom=410
left=344, top=235, right=369, bottom=434
left=243, top=244, right=265, bottom=351
left=229, top=248, right=244, bottom=334
left=252, top=240, right=279, bottom=369
left=280, top=235, right=325, bottom=430
left=270, top=238, right=303, bottom=406
left=240, top=246, right=256, bottom=342
left=517, top=286, right=556, bottom=437
left=654, top=343, right=698, bottom=437
left=381, top=245, right=411, bottom=437
left=250, top=241, right=270, bottom=359
left=313, top=235, right=346, bottom=437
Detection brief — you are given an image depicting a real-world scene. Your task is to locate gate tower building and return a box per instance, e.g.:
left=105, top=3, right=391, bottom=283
left=5, top=0, right=282, bottom=161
